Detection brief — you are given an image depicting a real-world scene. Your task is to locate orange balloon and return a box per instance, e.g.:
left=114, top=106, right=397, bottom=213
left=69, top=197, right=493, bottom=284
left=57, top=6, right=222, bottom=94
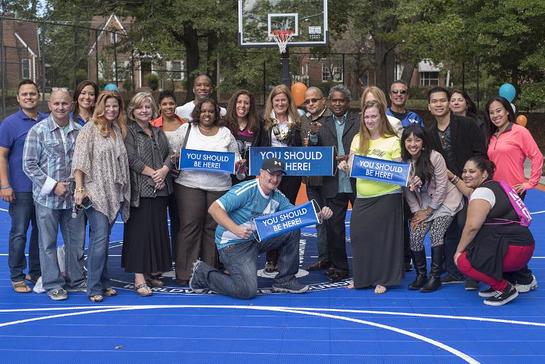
left=291, top=82, right=308, bottom=107
left=516, top=114, right=528, bottom=127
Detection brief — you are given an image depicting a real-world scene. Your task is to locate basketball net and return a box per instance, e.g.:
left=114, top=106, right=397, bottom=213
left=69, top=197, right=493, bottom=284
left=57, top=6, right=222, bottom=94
left=271, top=30, right=294, bottom=54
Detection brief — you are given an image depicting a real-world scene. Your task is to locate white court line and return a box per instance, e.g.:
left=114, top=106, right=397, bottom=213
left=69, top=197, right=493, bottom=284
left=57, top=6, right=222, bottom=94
left=0, top=304, right=481, bottom=363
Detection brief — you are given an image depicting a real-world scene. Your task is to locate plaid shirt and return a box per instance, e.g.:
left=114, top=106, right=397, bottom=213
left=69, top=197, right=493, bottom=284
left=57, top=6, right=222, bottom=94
left=22, top=115, right=81, bottom=209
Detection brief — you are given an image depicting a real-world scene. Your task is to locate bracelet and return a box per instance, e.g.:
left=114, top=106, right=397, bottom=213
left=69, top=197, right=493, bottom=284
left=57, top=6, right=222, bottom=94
left=75, top=187, right=85, bottom=193
left=0, top=185, right=12, bottom=190
left=450, top=176, right=459, bottom=184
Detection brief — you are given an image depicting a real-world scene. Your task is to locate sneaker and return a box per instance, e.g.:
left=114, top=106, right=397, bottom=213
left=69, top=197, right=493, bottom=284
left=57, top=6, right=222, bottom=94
left=515, top=274, right=538, bottom=293
left=272, top=279, right=309, bottom=294
left=189, top=260, right=209, bottom=294
left=464, top=279, right=479, bottom=291
left=441, top=274, right=464, bottom=284
left=67, top=282, right=87, bottom=293
left=48, top=288, right=68, bottom=301
left=483, top=284, right=519, bottom=306
left=478, top=287, right=497, bottom=298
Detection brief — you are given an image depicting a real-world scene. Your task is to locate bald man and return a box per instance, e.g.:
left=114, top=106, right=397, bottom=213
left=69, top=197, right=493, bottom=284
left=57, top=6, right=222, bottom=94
left=175, top=74, right=226, bottom=121
left=23, top=89, right=86, bottom=300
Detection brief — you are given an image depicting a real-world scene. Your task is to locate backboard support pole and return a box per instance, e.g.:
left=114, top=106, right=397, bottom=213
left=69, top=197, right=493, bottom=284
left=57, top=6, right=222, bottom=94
left=281, top=48, right=290, bottom=87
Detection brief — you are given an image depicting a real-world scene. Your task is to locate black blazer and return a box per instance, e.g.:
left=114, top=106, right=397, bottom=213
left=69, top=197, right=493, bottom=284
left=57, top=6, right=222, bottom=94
left=426, top=113, right=486, bottom=177
left=313, top=111, right=360, bottom=199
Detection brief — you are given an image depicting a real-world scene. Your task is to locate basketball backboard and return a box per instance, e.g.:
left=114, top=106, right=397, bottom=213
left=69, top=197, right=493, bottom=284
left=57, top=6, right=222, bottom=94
left=238, top=0, right=328, bottom=48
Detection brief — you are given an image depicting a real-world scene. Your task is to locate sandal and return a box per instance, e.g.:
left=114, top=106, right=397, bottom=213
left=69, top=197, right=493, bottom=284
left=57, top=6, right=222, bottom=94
left=374, top=285, right=387, bottom=294
left=346, top=280, right=355, bottom=289
left=103, top=288, right=117, bottom=297
left=146, top=276, right=164, bottom=288
left=89, top=294, right=103, bottom=303
left=135, top=283, right=153, bottom=297
left=12, top=280, right=31, bottom=293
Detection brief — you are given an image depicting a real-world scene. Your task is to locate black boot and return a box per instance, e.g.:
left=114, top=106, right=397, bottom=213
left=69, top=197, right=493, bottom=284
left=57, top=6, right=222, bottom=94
left=420, top=245, right=443, bottom=293
left=408, top=249, right=427, bottom=290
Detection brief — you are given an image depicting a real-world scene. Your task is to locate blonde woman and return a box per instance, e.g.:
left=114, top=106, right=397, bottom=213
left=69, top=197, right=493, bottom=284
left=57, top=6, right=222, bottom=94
left=123, top=92, right=174, bottom=296
left=257, top=84, right=303, bottom=272
left=72, top=91, right=130, bottom=303
left=361, top=86, right=403, bottom=137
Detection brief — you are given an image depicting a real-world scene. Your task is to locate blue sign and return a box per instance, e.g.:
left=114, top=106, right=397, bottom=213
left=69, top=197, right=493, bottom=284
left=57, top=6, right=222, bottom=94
left=350, top=155, right=412, bottom=186
left=254, top=200, right=320, bottom=241
left=248, top=147, right=334, bottom=176
left=180, top=149, right=236, bottom=174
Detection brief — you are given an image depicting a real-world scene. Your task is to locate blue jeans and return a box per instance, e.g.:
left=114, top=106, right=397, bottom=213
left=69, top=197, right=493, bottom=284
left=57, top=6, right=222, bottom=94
left=199, top=230, right=301, bottom=299
left=35, top=204, right=86, bottom=292
left=85, top=207, right=116, bottom=296
left=8, top=192, right=40, bottom=282
left=306, top=186, right=328, bottom=262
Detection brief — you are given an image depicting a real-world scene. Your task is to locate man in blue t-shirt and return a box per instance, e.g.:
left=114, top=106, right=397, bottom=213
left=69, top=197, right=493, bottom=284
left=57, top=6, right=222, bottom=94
left=0, top=79, right=47, bottom=293
left=386, top=80, right=424, bottom=128
left=189, top=158, right=332, bottom=299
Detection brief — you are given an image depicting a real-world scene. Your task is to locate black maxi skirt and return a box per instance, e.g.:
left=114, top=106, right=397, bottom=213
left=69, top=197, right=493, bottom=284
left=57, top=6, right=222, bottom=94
left=122, top=196, right=172, bottom=274
left=350, top=193, right=404, bottom=288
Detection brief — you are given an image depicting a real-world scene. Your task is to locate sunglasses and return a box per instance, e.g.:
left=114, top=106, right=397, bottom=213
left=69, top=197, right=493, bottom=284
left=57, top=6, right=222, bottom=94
left=391, top=90, right=407, bottom=95
left=303, top=97, right=323, bottom=105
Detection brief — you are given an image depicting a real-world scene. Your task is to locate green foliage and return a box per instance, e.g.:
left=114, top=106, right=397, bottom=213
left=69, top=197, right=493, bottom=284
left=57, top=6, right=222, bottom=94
left=146, top=74, right=159, bottom=91
left=519, top=82, right=545, bottom=112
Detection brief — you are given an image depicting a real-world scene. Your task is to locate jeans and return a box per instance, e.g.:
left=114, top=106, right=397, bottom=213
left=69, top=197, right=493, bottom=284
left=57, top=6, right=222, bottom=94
left=35, top=204, right=85, bottom=292
left=199, top=230, right=301, bottom=299
left=8, top=192, right=40, bottom=282
left=85, top=207, right=115, bottom=296
left=306, top=186, right=328, bottom=262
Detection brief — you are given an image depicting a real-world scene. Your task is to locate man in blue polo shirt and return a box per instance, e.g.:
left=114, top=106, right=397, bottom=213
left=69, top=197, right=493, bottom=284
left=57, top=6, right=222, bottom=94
left=386, top=80, right=424, bottom=127
left=189, top=158, right=332, bottom=299
left=0, top=79, right=47, bottom=293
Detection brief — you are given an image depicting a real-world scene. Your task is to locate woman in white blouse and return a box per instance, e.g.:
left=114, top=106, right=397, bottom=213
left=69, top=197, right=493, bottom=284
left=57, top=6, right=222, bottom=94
left=171, top=97, right=238, bottom=285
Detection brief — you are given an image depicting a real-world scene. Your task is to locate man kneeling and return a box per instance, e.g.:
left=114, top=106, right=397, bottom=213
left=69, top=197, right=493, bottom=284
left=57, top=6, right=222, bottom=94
left=190, top=158, right=332, bottom=298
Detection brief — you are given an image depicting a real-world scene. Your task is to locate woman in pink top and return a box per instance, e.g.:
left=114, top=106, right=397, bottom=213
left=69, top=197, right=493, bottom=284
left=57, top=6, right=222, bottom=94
left=485, top=96, right=543, bottom=199
left=485, top=96, right=542, bottom=291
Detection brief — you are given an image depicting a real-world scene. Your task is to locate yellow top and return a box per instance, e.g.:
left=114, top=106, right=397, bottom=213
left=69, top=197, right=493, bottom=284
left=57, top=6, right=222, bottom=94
left=350, top=134, right=401, bottom=198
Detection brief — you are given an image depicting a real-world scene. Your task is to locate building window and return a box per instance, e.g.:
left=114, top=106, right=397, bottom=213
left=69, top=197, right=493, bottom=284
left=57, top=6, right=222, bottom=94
left=322, top=64, right=343, bottom=82
left=21, top=59, right=31, bottom=79
left=167, top=60, right=184, bottom=81
left=110, top=31, right=118, bottom=44
left=420, top=71, right=439, bottom=86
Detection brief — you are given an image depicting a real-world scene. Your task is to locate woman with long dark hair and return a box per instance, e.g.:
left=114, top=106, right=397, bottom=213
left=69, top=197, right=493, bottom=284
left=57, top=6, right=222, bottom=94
left=73, top=80, right=99, bottom=126
left=225, top=89, right=261, bottom=184
left=401, top=125, right=463, bottom=292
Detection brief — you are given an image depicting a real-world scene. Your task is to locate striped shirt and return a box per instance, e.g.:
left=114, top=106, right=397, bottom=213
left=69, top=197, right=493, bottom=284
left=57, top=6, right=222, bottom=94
left=23, top=115, right=81, bottom=209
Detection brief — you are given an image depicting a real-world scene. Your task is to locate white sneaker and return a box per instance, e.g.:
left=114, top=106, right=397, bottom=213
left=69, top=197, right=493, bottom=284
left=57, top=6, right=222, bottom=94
left=515, top=275, right=538, bottom=293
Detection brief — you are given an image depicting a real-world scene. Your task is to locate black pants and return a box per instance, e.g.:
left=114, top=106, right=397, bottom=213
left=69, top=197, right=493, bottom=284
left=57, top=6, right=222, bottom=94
left=325, top=193, right=354, bottom=272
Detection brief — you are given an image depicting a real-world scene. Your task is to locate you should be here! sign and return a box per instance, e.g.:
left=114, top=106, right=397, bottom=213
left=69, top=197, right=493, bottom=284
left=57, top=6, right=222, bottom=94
left=179, top=149, right=236, bottom=174
left=350, top=155, right=411, bottom=186
left=248, top=147, right=334, bottom=176
left=253, top=200, right=320, bottom=241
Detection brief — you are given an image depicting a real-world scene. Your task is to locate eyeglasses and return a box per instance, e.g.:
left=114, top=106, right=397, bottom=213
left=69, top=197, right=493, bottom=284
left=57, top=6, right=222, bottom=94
left=391, top=90, right=407, bottom=95
left=303, top=97, right=323, bottom=105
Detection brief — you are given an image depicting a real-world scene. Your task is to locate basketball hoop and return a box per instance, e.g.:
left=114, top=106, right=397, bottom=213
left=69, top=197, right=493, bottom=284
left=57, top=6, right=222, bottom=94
left=271, top=29, right=294, bottom=54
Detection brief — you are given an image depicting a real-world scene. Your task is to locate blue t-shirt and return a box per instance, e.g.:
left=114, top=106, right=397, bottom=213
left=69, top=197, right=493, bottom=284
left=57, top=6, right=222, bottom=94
left=215, top=179, right=293, bottom=249
left=386, top=108, right=424, bottom=128
left=0, top=109, right=48, bottom=192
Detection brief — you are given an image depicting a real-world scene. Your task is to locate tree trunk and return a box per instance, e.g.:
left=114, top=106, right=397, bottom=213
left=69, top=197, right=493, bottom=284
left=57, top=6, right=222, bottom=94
left=374, top=39, right=396, bottom=92
left=399, top=61, right=415, bottom=85
left=175, top=23, right=199, bottom=103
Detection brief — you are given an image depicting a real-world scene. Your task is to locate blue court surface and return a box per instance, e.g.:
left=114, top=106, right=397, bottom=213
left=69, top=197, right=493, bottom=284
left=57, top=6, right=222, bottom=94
left=1, top=190, right=544, bottom=364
